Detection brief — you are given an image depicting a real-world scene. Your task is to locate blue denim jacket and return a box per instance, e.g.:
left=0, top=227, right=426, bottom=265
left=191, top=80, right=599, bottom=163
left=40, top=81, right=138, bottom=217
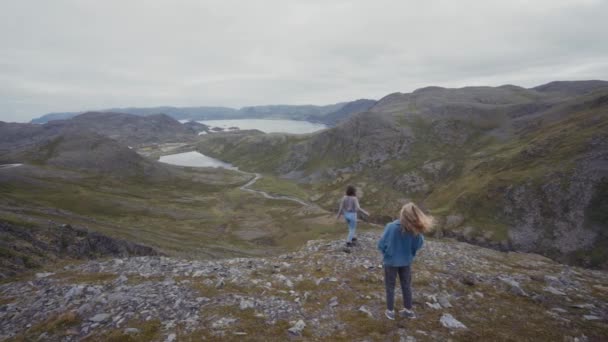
left=377, top=220, right=424, bottom=267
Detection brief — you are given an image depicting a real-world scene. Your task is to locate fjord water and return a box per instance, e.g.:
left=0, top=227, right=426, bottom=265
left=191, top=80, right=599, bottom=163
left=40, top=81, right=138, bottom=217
left=183, top=119, right=327, bottom=134
left=158, top=151, right=237, bottom=169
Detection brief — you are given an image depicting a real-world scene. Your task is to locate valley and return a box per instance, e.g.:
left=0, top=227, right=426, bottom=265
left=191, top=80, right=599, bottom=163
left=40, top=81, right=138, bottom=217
left=0, top=80, right=607, bottom=341
left=195, top=81, right=608, bottom=269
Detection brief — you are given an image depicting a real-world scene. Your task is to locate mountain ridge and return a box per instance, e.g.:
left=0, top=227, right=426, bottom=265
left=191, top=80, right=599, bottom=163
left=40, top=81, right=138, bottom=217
left=196, top=80, right=608, bottom=268
left=28, top=99, right=377, bottom=125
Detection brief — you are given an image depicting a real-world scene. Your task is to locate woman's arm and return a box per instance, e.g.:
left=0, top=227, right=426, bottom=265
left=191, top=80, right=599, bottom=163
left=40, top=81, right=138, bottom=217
left=377, top=223, right=391, bottom=253
left=412, top=234, right=424, bottom=256
left=355, top=197, right=370, bottom=216
left=336, top=197, right=344, bottom=218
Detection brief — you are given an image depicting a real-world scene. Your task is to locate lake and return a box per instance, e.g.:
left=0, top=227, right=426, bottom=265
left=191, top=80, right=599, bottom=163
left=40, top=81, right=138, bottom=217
left=158, top=151, right=237, bottom=169
left=180, top=119, right=327, bottom=134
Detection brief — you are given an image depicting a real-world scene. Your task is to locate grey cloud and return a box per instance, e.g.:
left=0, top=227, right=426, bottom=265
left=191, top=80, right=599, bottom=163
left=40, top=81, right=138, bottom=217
left=1, top=0, right=607, bottom=122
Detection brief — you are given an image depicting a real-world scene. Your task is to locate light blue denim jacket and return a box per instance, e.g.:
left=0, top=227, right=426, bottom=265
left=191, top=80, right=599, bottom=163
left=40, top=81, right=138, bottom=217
left=377, top=220, right=424, bottom=267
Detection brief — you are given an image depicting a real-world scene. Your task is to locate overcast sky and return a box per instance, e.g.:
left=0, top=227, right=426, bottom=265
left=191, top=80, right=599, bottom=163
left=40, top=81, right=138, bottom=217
left=1, top=0, right=607, bottom=122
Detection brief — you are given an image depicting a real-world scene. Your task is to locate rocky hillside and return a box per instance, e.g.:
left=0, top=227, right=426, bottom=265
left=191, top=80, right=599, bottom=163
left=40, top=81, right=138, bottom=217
left=29, top=99, right=376, bottom=126
left=9, top=111, right=199, bottom=148
left=0, top=220, right=161, bottom=279
left=65, top=112, right=199, bottom=146
left=196, top=81, right=608, bottom=268
left=1, top=232, right=606, bottom=341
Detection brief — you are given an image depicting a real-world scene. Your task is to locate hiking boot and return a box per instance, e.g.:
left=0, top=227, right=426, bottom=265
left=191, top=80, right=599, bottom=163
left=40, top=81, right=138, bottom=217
left=399, top=308, right=416, bottom=319
left=352, top=237, right=358, bottom=242
left=385, top=309, right=395, bottom=320
left=345, top=242, right=354, bottom=247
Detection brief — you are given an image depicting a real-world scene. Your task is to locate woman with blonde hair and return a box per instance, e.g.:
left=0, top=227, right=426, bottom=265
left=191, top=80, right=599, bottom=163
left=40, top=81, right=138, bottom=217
left=377, top=202, right=434, bottom=320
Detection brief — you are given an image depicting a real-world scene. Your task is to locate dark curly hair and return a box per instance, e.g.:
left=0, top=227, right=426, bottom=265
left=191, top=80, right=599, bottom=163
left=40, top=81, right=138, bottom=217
left=345, top=185, right=356, bottom=196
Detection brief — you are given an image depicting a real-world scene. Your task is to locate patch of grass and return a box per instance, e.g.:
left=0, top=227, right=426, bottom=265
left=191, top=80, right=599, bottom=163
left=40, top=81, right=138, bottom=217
left=51, top=271, right=117, bottom=284
left=180, top=306, right=294, bottom=341
left=187, top=275, right=261, bottom=298
left=9, top=311, right=81, bottom=341
left=249, top=174, right=310, bottom=199
left=125, top=274, right=165, bottom=285
left=0, top=216, right=40, bottom=229
left=0, top=296, right=16, bottom=305
left=84, top=319, right=161, bottom=342
left=1, top=168, right=343, bottom=259
left=330, top=310, right=400, bottom=341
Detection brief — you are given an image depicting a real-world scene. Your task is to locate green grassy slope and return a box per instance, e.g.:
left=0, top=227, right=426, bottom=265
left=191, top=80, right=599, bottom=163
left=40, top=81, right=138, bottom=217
left=0, top=165, right=372, bottom=263
left=194, top=89, right=608, bottom=268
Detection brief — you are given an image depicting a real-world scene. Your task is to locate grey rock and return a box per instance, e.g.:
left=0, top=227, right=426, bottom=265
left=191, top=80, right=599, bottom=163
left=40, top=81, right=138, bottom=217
left=239, top=299, right=255, bottom=310
left=498, top=276, right=527, bottom=297
left=437, top=295, right=452, bottom=308
left=400, top=336, right=417, bottom=342
left=162, top=278, right=175, bottom=286
left=571, top=303, right=595, bottom=309
left=77, top=303, right=93, bottom=316
left=544, top=286, right=566, bottom=296
left=439, top=313, right=467, bottom=329
left=329, top=296, right=339, bottom=307
left=64, top=285, right=85, bottom=300
left=358, top=305, right=373, bottom=318
left=461, top=274, right=477, bottom=286
left=288, top=320, right=306, bottom=336
left=393, top=172, right=428, bottom=194
left=426, top=302, right=442, bottom=310
left=212, top=317, right=236, bottom=329
left=89, top=313, right=111, bottom=323
left=124, top=328, right=140, bottom=334
left=35, top=272, right=54, bottom=279
left=115, top=274, right=128, bottom=284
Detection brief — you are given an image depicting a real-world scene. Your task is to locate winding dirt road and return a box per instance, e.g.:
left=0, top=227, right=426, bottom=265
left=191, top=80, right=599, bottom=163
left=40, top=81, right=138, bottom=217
left=0, top=164, right=23, bottom=169
left=238, top=172, right=310, bottom=206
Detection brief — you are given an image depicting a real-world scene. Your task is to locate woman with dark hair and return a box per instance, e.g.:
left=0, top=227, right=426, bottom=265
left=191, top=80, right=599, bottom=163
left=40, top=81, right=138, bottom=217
left=336, top=185, right=369, bottom=247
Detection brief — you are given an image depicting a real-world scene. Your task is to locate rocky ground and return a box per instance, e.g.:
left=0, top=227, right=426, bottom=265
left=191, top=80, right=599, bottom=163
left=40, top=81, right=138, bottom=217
left=1, top=232, right=607, bottom=341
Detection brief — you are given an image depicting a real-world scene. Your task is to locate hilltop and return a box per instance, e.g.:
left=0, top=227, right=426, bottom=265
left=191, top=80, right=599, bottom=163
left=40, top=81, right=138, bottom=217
left=0, top=120, right=173, bottom=179
left=1, top=232, right=606, bottom=341
left=196, top=80, right=608, bottom=268
left=55, top=112, right=200, bottom=146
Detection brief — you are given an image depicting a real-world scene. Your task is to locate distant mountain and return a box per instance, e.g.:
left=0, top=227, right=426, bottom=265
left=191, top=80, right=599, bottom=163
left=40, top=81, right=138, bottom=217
left=29, top=99, right=377, bottom=125
left=0, top=112, right=197, bottom=178
left=66, top=112, right=198, bottom=146
left=0, top=121, right=173, bottom=179
left=29, top=106, right=237, bottom=124
left=196, top=80, right=608, bottom=268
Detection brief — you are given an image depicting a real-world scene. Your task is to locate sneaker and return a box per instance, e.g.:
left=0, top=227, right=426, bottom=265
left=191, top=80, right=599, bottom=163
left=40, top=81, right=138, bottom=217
left=385, top=309, right=395, bottom=320
left=399, top=308, right=416, bottom=319
left=345, top=242, right=354, bottom=247
left=352, top=237, right=358, bottom=241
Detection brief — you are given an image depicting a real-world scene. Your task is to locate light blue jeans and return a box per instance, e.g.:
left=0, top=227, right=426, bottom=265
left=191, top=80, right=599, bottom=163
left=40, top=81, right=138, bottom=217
left=344, top=212, right=357, bottom=242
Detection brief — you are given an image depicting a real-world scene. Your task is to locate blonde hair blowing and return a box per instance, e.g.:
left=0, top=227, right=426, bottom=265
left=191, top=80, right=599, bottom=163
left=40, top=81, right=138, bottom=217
left=400, top=202, right=434, bottom=235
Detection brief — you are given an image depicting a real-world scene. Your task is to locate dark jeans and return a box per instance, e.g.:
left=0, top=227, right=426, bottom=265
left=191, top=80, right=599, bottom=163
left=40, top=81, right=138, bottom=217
left=384, top=265, right=412, bottom=311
